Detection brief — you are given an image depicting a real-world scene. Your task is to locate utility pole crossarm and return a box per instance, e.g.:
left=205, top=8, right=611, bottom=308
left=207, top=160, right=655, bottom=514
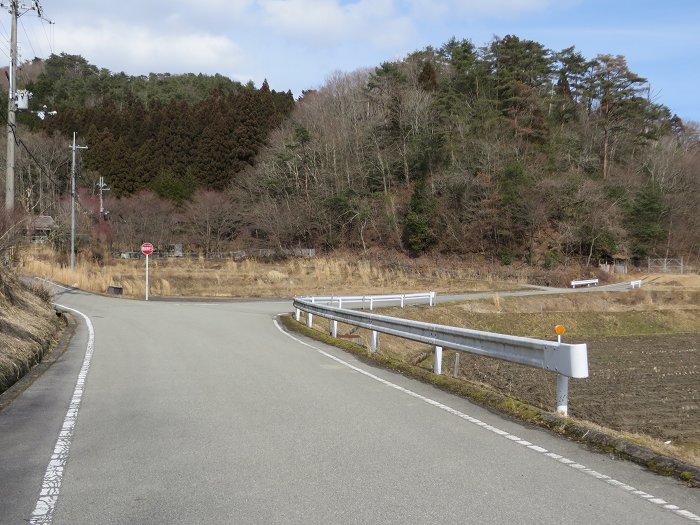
left=97, top=176, right=110, bottom=215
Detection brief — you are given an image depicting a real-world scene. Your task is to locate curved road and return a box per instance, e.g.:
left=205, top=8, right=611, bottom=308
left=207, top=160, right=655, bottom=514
left=1, top=286, right=698, bottom=524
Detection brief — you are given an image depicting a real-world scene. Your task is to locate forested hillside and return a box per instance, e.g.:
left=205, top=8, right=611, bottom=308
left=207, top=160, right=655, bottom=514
left=25, top=54, right=295, bottom=197
left=3, top=38, right=699, bottom=265
left=234, top=36, right=699, bottom=263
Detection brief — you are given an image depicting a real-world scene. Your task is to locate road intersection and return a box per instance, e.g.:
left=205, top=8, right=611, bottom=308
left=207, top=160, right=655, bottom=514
left=1, top=285, right=698, bottom=524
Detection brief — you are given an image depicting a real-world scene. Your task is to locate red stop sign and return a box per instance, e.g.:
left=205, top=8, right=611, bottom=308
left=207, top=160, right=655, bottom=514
left=141, top=242, right=154, bottom=255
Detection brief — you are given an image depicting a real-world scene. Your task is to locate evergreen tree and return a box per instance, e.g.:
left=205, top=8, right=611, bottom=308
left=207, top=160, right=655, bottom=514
left=151, top=169, right=197, bottom=204
left=417, top=61, right=438, bottom=92
left=625, top=184, right=666, bottom=258
left=403, top=180, right=437, bottom=255
left=589, top=54, right=648, bottom=178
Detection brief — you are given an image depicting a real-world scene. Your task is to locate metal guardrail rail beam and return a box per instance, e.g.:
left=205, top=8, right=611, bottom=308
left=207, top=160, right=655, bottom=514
left=297, top=292, right=435, bottom=310
left=292, top=297, right=588, bottom=416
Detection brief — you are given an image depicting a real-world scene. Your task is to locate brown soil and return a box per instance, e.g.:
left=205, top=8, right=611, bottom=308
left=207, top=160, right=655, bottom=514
left=447, top=333, right=699, bottom=444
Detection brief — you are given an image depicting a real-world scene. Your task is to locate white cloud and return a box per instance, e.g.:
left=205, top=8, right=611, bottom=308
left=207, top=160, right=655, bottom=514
left=258, top=0, right=414, bottom=48
left=53, top=21, right=243, bottom=75
left=450, top=0, right=554, bottom=15
left=260, top=0, right=357, bottom=41
left=166, top=0, right=256, bottom=21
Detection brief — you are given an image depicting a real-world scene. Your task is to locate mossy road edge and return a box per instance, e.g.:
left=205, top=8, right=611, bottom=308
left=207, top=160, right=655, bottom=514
left=0, top=311, right=73, bottom=411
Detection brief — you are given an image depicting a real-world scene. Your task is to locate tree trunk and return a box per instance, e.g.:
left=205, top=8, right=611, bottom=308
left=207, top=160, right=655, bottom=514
left=602, top=126, right=609, bottom=179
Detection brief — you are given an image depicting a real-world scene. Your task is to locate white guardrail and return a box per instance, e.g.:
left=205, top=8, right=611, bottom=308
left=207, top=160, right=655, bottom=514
left=571, top=278, right=598, bottom=288
left=293, top=293, right=588, bottom=416
left=297, top=292, right=436, bottom=310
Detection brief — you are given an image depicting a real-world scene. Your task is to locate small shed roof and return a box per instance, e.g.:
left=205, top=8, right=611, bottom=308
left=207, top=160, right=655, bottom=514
left=33, top=215, right=56, bottom=229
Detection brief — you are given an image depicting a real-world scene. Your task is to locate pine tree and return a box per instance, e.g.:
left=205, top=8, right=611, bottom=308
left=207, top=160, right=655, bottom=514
left=589, top=54, right=648, bottom=178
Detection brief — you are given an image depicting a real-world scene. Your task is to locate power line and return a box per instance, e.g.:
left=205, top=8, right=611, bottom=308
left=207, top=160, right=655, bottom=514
left=38, top=16, right=52, bottom=54
left=0, top=5, right=52, bottom=62
left=0, top=17, right=8, bottom=42
left=0, top=20, right=9, bottom=61
left=19, top=139, right=66, bottom=187
left=2, top=0, right=53, bottom=211
left=19, top=9, right=53, bottom=59
left=19, top=19, right=37, bottom=59
left=0, top=105, right=66, bottom=189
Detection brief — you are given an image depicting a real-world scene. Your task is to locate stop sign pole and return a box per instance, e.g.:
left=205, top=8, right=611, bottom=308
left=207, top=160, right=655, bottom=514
left=141, top=242, right=154, bottom=300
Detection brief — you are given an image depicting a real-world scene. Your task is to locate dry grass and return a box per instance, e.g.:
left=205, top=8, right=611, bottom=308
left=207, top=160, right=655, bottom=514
left=0, top=268, right=63, bottom=394
left=20, top=246, right=537, bottom=298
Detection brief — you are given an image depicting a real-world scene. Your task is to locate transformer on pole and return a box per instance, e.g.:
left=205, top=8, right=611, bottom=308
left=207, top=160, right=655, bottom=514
left=2, top=1, right=53, bottom=211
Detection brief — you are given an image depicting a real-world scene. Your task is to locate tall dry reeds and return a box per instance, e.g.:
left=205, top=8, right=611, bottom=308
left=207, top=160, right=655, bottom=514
left=21, top=248, right=471, bottom=298
left=21, top=246, right=640, bottom=299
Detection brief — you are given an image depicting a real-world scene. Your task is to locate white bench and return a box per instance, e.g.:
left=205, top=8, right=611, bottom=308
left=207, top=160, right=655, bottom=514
left=630, top=280, right=642, bottom=288
left=571, top=278, right=599, bottom=288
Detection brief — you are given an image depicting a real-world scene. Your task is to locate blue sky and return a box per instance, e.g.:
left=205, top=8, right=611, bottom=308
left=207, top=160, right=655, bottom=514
left=2, top=0, right=698, bottom=122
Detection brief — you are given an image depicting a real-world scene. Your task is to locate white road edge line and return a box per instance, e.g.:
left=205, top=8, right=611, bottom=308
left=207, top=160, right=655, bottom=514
left=273, top=318, right=700, bottom=523
left=29, top=305, right=95, bottom=525
left=35, top=277, right=73, bottom=292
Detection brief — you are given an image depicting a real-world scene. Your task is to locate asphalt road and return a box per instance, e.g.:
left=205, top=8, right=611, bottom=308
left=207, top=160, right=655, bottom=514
left=1, top=286, right=699, bottom=524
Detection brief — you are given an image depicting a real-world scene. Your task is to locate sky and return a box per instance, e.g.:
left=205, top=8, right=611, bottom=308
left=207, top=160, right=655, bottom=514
left=1, top=0, right=698, bottom=122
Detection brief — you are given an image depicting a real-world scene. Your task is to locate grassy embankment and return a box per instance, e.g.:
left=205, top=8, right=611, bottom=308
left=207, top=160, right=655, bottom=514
left=0, top=268, right=64, bottom=397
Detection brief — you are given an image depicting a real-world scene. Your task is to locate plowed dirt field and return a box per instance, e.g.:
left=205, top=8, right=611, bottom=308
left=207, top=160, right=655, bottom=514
left=451, top=333, right=699, bottom=443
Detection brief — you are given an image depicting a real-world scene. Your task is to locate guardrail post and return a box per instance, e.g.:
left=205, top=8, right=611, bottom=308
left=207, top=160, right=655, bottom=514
left=295, top=307, right=300, bottom=321
left=556, top=374, right=569, bottom=416
left=401, top=294, right=405, bottom=308
left=370, top=296, right=374, bottom=311
left=430, top=292, right=435, bottom=306
left=331, top=298, right=341, bottom=338
left=307, top=298, right=314, bottom=328
left=370, top=330, right=378, bottom=353
left=434, top=346, right=443, bottom=374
